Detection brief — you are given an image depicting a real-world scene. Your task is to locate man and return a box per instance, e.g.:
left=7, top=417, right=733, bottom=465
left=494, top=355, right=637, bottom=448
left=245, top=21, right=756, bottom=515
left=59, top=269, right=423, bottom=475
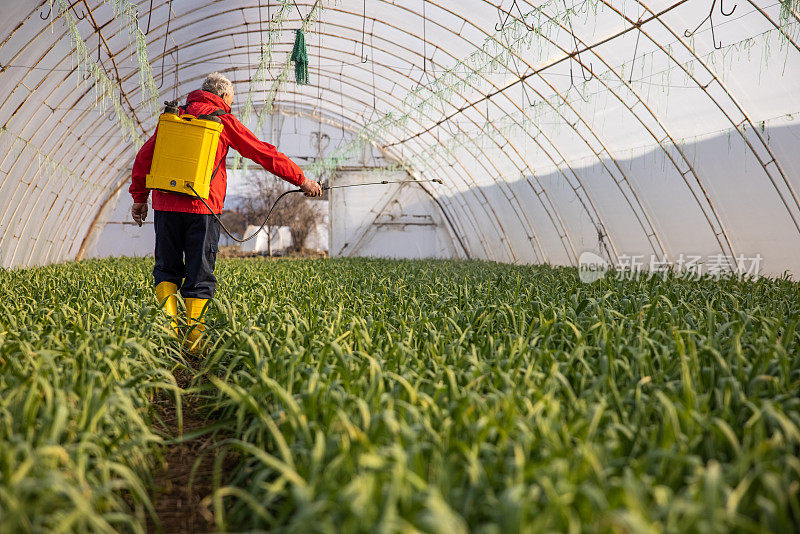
left=129, top=72, right=321, bottom=349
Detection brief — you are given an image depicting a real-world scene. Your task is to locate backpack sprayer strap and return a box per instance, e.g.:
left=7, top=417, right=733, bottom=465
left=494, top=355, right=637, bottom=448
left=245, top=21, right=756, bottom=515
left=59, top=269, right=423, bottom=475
left=200, top=109, right=228, bottom=119
left=207, top=157, right=224, bottom=185
left=202, top=109, right=229, bottom=185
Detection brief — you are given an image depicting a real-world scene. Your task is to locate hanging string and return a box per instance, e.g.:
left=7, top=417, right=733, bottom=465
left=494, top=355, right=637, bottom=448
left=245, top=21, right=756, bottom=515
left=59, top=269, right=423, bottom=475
left=417, top=0, right=435, bottom=87
left=369, top=32, right=378, bottom=123
left=628, top=7, right=643, bottom=84
left=684, top=0, right=737, bottom=49
left=231, top=58, right=240, bottom=108
left=359, top=0, right=368, bottom=62
left=562, top=0, right=593, bottom=91
left=158, top=0, right=174, bottom=91
left=246, top=14, right=251, bottom=92
left=317, top=30, right=323, bottom=135
left=422, top=0, right=427, bottom=78
left=291, top=0, right=305, bottom=19
left=146, top=0, right=154, bottom=33
left=266, top=0, right=271, bottom=69
left=172, top=45, right=180, bottom=100
left=258, top=0, right=265, bottom=48
left=339, top=76, right=346, bottom=142
left=495, top=0, right=535, bottom=32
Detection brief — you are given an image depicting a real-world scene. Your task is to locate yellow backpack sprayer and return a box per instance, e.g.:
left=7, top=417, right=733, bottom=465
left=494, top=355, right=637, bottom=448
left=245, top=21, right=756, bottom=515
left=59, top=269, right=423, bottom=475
left=145, top=101, right=227, bottom=199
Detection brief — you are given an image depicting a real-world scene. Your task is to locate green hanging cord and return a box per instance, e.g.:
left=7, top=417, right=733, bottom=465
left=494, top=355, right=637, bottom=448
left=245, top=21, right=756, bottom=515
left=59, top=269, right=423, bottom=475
left=291, top=29, right=309, bottom=85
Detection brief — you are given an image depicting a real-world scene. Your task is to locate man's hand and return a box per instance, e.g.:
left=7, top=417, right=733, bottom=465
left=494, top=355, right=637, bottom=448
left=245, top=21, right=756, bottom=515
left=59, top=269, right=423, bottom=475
left=131, top=202, right=148, bottom=227
left=300, top=178, right=322, bottom=197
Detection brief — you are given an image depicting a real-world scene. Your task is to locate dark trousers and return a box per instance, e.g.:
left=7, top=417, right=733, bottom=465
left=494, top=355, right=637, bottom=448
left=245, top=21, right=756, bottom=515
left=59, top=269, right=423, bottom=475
left=153, top=210, right=221, bottom=299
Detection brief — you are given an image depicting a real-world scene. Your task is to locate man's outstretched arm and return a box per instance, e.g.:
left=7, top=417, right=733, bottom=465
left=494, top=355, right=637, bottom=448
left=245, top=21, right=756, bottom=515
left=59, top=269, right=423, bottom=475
left=224, top=116, right=321, bottom=196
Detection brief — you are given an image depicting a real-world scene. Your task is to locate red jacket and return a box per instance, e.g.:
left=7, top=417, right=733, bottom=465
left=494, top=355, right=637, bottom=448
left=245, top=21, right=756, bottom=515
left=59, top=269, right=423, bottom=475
left=129, top=90, right=305, bottom=214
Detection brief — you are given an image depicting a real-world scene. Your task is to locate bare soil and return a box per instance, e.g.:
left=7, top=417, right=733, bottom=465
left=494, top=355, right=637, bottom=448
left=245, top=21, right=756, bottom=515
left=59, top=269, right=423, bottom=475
left=218, top=245, right=327, bottom=260
left=148, top=366, right=231, bottom=534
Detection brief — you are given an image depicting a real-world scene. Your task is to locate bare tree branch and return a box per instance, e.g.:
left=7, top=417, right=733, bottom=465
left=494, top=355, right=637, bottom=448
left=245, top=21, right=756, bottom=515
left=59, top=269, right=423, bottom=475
left=235, top=170, right=322, bottom=251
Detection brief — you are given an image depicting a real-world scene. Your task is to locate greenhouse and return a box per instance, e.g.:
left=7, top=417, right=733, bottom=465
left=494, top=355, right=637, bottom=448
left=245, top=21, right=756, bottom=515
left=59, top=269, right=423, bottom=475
left=1, top=0, right=799, bottom=532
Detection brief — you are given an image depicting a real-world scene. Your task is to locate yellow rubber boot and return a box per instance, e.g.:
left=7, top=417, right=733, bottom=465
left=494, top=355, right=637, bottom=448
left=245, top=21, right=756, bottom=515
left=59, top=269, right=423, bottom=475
left=185, top=298, right=209, bottom=353
left=155, top=282, right=179, bottom=337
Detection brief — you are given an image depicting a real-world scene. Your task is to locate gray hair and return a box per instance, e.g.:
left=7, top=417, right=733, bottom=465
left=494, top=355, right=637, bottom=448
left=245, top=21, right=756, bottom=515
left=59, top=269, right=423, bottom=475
left=201, top=72, right=234, bottom=98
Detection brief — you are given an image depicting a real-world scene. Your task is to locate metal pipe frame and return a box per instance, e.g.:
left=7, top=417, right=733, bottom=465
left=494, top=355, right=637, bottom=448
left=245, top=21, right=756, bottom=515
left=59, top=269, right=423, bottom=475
left=0, top=1, right=612, bottom=264
left=134, top=5, right=540, bottom=262
left=0, top=0, right=692, bottom=264
left=0, top=0, right=797, bottom=267
left=129, top=0, right=744, bottom=261
left=0, top=3, right=148, bottom=265
left=3, top=1, right=506, bottom=264
left=115, top=3, right=634, bottom=263
left=611, top=0, right=800, bottom=236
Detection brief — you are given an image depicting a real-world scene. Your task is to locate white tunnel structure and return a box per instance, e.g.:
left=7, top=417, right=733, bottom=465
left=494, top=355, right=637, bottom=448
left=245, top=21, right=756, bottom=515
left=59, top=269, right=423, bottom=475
left=1, top=0, right=799, bottom=276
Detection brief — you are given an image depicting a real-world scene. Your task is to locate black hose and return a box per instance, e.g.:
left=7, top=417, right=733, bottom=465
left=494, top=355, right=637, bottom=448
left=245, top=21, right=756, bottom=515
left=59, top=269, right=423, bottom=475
left=187, top=178, right=442, bottom=244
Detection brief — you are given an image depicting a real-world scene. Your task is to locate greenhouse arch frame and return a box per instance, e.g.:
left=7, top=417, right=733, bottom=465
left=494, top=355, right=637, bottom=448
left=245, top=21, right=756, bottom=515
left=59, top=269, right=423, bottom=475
left=0, top=0, right=798, bottom=274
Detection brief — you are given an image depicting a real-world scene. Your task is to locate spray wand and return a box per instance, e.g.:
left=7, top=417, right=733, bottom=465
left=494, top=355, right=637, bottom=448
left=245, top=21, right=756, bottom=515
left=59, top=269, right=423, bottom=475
left=188, top=178, right=443, bottom=244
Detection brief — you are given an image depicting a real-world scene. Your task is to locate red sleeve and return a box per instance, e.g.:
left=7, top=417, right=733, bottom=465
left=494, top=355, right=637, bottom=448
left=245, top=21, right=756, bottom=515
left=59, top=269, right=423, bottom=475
left=129, top=129, right=157, bottom=203
left=222, top=116, right=306, bottom=187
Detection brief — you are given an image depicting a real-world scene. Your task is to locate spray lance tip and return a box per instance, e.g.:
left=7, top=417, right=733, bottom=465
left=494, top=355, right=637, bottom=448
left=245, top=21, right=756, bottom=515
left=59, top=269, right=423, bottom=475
left=432, top=178, right=443, bottom=184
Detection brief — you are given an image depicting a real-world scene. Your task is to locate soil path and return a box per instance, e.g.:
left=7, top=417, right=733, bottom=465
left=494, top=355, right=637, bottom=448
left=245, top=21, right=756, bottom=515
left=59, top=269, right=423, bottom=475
left=148, top=368, right=221, bottom=533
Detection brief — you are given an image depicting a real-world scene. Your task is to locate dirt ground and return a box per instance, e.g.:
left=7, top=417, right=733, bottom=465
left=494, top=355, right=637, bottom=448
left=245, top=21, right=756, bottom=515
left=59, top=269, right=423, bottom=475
left=217, top=245, right=327, bottom=260
left=148, top=366, right=232, bottom=534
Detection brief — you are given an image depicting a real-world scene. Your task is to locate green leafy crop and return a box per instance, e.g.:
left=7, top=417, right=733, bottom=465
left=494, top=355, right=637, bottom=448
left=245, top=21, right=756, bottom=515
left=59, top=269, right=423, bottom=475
left=1, top=257, right=799, bottom=533
left=0, top=259, right=178, bottom=533
left=200, top=258, right=800, bottom=533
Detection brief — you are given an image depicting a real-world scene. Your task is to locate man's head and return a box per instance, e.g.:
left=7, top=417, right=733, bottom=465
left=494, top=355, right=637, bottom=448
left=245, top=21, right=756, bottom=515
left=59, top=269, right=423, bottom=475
left=202, top=72, right=234, bottom=107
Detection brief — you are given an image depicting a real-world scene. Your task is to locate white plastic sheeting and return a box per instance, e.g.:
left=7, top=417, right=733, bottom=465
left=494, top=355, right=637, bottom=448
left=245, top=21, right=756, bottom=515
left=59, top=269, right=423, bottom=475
left=239, top=225, right=293, bottom=254
left=86, top=187, right=154, bottom=259
left=304, top=221, right=330, bottom=252
left=0, top=1, right=798, bottom=276
left=330, top=169, right=461, bottom=259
